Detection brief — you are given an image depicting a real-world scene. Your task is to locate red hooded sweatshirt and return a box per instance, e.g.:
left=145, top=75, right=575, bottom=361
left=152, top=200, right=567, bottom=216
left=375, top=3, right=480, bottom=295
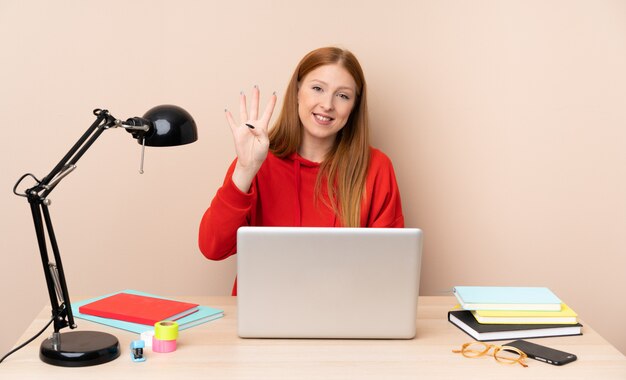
left=198, top=147, right=404, bottom=295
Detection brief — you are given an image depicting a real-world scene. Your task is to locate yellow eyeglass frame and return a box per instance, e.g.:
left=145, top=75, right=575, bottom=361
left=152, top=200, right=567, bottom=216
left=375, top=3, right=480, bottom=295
left=452, top=342, right=528, bottom=367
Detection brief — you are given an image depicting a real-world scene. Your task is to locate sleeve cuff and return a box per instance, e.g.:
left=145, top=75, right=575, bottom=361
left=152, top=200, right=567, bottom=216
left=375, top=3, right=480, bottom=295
left=217, top=174, right=256, bottom=210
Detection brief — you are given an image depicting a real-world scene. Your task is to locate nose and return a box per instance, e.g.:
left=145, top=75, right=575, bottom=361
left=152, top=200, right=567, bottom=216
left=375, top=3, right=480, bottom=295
left=320, top=93, right=334, bottom=111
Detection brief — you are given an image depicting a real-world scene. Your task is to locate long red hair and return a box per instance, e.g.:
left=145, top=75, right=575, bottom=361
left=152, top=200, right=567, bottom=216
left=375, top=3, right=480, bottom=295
left=269, top=47, right=370, bottom=227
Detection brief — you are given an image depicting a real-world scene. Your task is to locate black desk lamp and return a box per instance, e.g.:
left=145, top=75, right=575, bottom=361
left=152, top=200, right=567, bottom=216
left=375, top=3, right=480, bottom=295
left=12, top=105, right=198, bottom=367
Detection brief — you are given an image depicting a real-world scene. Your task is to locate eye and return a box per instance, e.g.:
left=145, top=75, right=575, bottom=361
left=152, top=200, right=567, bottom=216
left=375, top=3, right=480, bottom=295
left=338, top=93, right=351, bottom=100
left=312, top=86, right=323, bottom=92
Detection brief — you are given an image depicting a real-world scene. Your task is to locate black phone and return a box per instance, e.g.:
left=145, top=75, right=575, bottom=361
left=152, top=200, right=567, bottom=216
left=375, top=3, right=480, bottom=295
left=504, top=340, right=577, bottom=366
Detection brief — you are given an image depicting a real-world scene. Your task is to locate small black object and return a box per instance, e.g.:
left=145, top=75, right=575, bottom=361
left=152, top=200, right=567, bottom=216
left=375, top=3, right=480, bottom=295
left=504, top=339, right=577, bottom=366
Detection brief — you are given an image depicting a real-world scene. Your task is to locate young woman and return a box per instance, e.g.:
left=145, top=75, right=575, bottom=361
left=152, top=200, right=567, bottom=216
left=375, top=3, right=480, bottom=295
left=199, top=47, right=404, bottom=295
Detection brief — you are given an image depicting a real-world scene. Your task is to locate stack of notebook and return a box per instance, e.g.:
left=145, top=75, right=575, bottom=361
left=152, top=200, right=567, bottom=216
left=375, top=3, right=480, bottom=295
left=448, top=286, right=582, bottom=341
left=73, top=290, right=224, bottom=334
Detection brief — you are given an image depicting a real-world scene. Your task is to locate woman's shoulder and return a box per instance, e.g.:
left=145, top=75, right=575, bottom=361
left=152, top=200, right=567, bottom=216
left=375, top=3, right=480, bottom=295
left=368, top=147, right=395, bottom=169
left=365, top=147, right=400, bottom=193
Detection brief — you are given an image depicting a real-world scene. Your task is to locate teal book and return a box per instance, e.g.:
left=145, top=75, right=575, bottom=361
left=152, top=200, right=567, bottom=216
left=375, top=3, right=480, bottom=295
left=71, top=289, right=223, bottom=334
left=453, top=286, right=562, bottom=311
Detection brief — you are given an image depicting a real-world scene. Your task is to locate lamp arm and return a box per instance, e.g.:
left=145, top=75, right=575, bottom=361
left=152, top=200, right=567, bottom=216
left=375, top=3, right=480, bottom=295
left=28, top=199, right=74, bottom=333
left=37, top=110, right=113, bottom=193
left=18, top=109, right=125, bottom=334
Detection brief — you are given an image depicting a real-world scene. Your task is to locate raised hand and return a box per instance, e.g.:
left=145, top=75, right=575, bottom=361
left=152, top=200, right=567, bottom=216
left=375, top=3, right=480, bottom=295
left=225, top=86, right=277, bottom=192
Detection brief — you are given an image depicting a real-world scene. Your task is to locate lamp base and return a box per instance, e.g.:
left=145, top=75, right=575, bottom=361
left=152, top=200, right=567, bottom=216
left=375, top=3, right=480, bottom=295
left=40, top=331, right=120, bottom=367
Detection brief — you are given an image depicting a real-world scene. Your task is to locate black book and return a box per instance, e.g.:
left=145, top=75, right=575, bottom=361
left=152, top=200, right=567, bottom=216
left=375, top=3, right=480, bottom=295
left=448, top=310, right=583, bottom=342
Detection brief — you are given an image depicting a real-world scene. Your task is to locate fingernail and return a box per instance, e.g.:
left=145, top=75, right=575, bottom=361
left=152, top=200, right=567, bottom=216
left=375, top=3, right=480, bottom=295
left=245, top=123, right=255, bottom=129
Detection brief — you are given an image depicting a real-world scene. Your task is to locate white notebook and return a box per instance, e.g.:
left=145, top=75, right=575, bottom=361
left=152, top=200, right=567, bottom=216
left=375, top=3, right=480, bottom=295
left=236, top=227, right=423, bottom=339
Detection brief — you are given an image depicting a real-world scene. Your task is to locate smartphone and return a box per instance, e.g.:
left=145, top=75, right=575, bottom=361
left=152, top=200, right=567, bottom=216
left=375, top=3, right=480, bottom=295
left=504, top=340, right=577, bottom=366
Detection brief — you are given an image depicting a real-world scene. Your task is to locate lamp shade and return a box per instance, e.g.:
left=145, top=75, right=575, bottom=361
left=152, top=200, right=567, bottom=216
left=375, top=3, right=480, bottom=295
left=140, top=105, right=198, bottom=147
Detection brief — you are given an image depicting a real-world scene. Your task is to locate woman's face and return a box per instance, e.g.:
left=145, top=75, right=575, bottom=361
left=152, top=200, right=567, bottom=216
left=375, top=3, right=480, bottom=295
left=297, top=63, right=357, bottom=148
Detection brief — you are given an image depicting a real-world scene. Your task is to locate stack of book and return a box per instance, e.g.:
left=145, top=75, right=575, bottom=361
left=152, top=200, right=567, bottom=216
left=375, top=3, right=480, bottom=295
left=448, top=286, right=583, bottom=341
left=72, top=289, right=224, bottom=334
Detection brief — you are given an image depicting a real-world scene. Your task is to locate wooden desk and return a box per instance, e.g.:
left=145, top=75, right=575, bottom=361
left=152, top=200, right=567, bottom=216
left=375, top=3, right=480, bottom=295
left=1, top=296, right=625, bottom=379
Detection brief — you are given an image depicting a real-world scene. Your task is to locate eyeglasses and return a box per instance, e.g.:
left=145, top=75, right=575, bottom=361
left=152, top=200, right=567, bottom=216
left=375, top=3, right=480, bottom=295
left=452, top=342, right=528, bottom=367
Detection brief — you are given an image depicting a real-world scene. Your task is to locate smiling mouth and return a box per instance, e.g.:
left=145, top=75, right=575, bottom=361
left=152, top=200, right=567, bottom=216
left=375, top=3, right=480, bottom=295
left=313, top=113, right=334, bottom=123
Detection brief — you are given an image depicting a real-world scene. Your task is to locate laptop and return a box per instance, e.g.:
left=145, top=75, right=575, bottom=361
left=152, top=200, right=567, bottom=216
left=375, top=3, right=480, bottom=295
left=236, top=227, right=423, bottom=339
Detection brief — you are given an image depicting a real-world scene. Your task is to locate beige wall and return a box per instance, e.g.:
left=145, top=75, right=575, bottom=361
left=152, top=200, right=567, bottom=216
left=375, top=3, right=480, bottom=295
left=1, top=0, right=625, bottom=356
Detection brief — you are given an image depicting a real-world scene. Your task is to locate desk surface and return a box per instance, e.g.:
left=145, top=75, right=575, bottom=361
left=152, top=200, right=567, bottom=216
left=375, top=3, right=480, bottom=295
left=2, top=296, right=625, bottom=379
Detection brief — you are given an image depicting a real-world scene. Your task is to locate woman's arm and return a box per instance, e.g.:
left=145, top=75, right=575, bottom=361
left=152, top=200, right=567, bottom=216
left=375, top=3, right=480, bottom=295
left=199, top=87, right=276, bottom=259
left=198, top=159, right=256, bottom=260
